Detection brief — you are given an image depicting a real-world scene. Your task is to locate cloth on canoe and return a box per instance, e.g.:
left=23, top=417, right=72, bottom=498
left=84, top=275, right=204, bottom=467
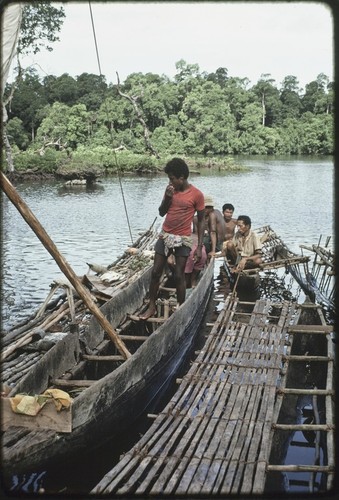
left=100, top=270, right=122, bottom=283
left=159, top=230, right=193, bottom=256
left=9, top=389, right=72, bottom=416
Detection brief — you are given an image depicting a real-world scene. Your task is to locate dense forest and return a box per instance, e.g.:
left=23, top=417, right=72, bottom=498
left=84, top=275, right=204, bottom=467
left=2, top=4, right=334, bottom=176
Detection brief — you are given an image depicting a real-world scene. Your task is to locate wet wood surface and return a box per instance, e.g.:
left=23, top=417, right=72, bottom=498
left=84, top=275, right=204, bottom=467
left=93, top=296, right=335, bottom=495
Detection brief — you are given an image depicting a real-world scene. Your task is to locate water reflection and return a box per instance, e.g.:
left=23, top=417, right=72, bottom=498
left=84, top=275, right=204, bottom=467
left=1, top=157, right=333, bottom=329
left=57, top=182, right=105, bottom=196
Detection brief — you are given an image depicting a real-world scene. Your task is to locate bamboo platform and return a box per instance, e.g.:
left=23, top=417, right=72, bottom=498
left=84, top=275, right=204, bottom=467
left=92, top=296, right=334, bottom=496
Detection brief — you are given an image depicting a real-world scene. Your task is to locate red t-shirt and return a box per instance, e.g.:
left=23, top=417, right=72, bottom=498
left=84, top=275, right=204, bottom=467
left=162, top=185, right=204, bottom=236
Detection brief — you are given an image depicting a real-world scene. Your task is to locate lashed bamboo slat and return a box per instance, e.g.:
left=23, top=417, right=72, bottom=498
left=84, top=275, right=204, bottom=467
left=92, top=296, right=334, bottom=496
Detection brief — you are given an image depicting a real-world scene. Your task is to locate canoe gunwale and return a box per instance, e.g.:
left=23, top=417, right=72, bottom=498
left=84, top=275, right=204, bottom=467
left=2, top=257, right=214, bottom=474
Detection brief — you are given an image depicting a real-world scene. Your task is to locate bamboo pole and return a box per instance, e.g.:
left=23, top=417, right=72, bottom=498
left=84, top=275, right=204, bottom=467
left=1, top=171, right=131, bottom=359
left=267, top=465, right=333, bottom=473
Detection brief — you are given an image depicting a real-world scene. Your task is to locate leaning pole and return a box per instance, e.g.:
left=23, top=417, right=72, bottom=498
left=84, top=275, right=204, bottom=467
left=1, top=171, right=131, bottom=359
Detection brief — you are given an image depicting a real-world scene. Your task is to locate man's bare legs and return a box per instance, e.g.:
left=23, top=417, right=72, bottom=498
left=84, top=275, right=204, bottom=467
left=139, top=252, right=167, bottom=320
left=174, top=254, right=188, bottom=304
left=139, top=252, right=188, bottom=320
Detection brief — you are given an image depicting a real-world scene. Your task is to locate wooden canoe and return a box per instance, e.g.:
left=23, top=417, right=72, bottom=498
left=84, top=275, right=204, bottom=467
left=1, top=224, right=158, bottom=386
left=222, top=225, right=310, bottom=299
left=1, top=255, right=215, bottom=475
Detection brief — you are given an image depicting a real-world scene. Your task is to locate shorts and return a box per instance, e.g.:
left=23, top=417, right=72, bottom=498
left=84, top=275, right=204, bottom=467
left=184, top=244, right=207, bottom=273
left=154, top=238, right=191, bottom=257
left=203, top=236, right=223, bottom=253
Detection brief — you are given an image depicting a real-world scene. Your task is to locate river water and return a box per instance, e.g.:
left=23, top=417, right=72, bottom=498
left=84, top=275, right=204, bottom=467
left=0, top=156, right=334, bottom=494
left=1, top=155, right=334, bottom=330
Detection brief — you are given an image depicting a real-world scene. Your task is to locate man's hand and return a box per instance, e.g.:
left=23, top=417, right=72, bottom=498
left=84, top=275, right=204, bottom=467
left=235, top=257, right=247, bottom=272
left=165, top=184, right=174, bottom=197
left=193, top=245, right=202, bottom=262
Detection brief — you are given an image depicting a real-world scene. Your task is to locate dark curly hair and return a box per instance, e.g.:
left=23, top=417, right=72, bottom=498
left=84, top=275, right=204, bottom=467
left=222, top=203, right=235, bottom=212
left=238, top=215, right=251, bottom=227
left=164, top=158, right=189, bottom=179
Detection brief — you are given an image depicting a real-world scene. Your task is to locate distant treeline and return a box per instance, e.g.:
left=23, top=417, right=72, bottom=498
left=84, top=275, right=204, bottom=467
left=3, top=60, right=333, bottom=174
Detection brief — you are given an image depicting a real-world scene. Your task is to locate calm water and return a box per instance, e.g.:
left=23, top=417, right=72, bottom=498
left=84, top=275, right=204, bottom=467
left=0, top=156, right=335, bottom=495
left=1, top=156, right=333, bottom=329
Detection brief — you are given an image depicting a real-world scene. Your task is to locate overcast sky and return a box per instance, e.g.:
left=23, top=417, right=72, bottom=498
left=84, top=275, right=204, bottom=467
left=17, top=1, right=334, bottom=90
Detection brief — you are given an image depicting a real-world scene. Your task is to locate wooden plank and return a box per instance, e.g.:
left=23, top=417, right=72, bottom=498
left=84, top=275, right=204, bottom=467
left=149, top=362, right=228, bottom=494
left=149, top=311, right=244, bottom=494
left=118, top=334, right=148, bottom=341
left=161, top=336, right=239, bottom=493
left=273, top=424, right=333, bottom=431
left=278, top=388, right=334, bottom=396
left=288, top=324, right=333, bottom=334
left=120, top=415, right=190, bottom=495
left=92, top=298, right=334, bottom=496
left=82, top=354, right=125, bottom=362
left=1, top=398, right=72, bottom=433
left=128, top=314, right=166, bottom=324
left=267, top=464, right=333, bottom=473
left=51, top=379, right=96, bottom=387
left=169, top=368, right=237, bottom=494
left=101, top=414, right=180, bottom=494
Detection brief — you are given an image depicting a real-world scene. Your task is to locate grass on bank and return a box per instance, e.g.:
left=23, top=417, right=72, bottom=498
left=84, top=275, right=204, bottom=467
left=4, top=145, right=245, bottom=178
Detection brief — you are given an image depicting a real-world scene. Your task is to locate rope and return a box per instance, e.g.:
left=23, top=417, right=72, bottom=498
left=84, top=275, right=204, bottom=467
left=88, top=2, right=134, bottom=245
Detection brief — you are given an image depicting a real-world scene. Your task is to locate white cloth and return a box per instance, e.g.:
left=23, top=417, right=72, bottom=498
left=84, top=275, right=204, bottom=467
left=1, top=4, right=22, bottom=121
left=159, top=230, right=193, bottom=256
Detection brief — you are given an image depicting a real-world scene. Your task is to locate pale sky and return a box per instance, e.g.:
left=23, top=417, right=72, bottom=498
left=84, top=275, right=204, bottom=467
left=16, top=1, right=334, bottom=90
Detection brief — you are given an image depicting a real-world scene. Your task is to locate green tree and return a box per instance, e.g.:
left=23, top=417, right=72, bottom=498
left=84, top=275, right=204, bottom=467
left=237, top=103, right=266, bottom=153
left=298, top=112, right=333, bottom=154
left=97, top=95, right=131, bottom=135
left=43, top=74, right=78, bottom=106
left=178, top=81, right=236, bottom=155
left=36, top=102, right=71, bottom=147
left=76, top=73, right=108, bottom=111
left=302, top=73, right=331, bottom=114
left=279, top=75, right=303, bottom=120
left=66, top=104, right=90, bottom=148
left=174, top=59, right=201, bottom=83
left=36, top=102, right=91, bottom=150
left=205, top=67, right=229, bottom=87
left=6, top=117, right=30, bottom=150
left=3, top=2, right=65, bottom=171
left=223, top=77, right=255, bottom=124
left=6, top=68, right=47, bottom=141
left=251, top=74, right=282, bottom=126
left=18, top=2, right=65, bottom=55
left=277, top=118, right=303, bottom=154
left=174, top=60, right=204, bottom=105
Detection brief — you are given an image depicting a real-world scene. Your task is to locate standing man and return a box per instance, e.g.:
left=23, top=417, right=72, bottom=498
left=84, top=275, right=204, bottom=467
left=140, top=158, right=205, bottom=320
left=203, top=195, right=226, bottom=258
left=224, top=215, right=262, bottom=272
left=222, top=203, right=238, bottom=241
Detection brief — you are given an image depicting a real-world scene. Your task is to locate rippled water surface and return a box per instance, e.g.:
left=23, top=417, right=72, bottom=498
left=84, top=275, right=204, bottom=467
left=1, top=156, right=334, bottom=329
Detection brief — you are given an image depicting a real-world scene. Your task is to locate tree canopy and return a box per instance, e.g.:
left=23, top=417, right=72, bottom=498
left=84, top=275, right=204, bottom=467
left=4, top=62, right=333, bottom=161
left=2, top=1, right=333, bottom=171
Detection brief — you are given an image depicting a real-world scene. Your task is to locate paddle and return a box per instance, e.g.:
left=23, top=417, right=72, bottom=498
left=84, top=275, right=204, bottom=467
left=1, top=171, right=131, bottom=359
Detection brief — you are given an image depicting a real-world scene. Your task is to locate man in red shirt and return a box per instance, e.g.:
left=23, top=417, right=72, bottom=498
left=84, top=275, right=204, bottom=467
left=140, top=158, right=205, bottom=320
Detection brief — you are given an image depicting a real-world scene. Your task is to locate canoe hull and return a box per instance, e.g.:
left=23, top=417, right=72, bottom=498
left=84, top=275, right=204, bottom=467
left=2, top=260, right=214, bottom=475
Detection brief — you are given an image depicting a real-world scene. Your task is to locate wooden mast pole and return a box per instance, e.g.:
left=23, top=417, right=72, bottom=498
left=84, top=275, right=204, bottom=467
left=1, top=171, right=131, bottom=359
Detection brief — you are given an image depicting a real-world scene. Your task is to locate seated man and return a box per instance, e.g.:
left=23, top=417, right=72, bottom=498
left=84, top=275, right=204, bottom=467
left=200, top=195, right=225, bottom=258
left=223, top=215, right=262, bottom=272
left=222, top=203, right=237, bottom=241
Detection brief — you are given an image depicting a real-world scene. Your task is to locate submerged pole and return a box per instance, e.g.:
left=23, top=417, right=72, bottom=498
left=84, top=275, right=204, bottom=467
left=1, top=171, right=131, bottom=359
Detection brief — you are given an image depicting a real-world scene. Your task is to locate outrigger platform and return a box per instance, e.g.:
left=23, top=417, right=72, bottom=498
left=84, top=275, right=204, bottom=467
left=93, top=295, right=335, bottom=496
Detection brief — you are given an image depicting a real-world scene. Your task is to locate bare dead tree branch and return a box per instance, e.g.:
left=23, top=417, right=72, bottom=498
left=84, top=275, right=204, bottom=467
left=35, top=137, right=68, bottom=156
